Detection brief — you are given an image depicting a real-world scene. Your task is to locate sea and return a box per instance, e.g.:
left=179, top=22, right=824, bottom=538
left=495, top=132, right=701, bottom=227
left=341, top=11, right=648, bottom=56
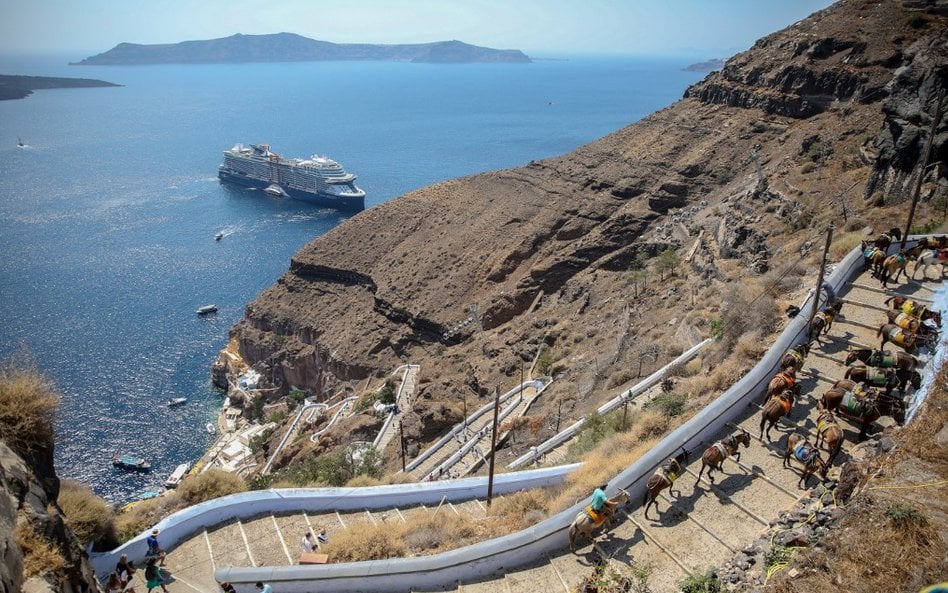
left=0, top=53, right=706, bottom=503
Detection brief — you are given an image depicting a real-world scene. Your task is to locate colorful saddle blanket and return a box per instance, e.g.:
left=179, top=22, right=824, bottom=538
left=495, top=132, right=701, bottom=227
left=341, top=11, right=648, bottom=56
left=769, top=395, right=793, bottom=415
left=901, top=301, right=923, bottom=317
left=887, top=326, right=904, bottom=342
left=841, top=388, right=870, bottom=415
left=584, top=505, right=606, bottom=525
left=793, top=442, right=817, bottom=465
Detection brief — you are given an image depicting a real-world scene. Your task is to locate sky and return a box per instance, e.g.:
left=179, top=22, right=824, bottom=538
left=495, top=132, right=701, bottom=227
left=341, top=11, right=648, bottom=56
left=0, top=0, right=836, bottom=58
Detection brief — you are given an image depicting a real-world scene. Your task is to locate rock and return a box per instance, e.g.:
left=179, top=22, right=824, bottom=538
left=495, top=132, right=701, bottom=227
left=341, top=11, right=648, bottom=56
left=788, top=568, right=800, bottom=578
left=742, top=543, right=762, bottom=555
left=877, top=436, right=896, bottom=452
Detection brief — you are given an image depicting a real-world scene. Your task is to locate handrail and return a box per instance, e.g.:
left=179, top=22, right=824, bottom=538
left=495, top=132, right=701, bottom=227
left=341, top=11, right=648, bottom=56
left=508, top=338, right=711, bottom=468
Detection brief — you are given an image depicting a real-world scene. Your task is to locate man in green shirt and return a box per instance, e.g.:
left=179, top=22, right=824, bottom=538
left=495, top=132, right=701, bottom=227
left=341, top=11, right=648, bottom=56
left=591, top=483, right=616, bottom=515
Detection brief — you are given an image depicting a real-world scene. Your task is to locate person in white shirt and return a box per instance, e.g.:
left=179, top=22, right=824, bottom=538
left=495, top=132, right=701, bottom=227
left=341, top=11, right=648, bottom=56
left=301, top=531, right=315, bottom=553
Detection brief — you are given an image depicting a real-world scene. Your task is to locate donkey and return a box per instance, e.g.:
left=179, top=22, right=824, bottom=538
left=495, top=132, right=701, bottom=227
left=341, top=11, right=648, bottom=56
left=696, top=429, right=751, bottom=484
left=814, top=407, right=844, bottom=464
left=759, top=389, right=794, bottom=441
left=784, top=433, right=829, bottom=488
left=643, top=449, right=689, bottom=520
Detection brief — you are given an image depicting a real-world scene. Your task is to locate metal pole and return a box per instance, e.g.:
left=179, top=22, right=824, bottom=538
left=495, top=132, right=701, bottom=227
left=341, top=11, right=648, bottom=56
left=399, top=422, right=406, bottom=472
left=809, top=225, right=835, bottom=326
left=486, top=387, right=501, bottom=507
left=901, top=88, right=945, bottom=250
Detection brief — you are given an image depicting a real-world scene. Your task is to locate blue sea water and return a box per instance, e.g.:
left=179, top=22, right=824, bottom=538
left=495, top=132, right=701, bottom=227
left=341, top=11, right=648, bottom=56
left=0, top=55, right=704, bottom=502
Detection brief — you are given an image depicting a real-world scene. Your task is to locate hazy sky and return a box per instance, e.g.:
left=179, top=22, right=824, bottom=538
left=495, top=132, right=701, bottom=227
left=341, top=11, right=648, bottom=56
left=0, top=0, right=835, bottom=58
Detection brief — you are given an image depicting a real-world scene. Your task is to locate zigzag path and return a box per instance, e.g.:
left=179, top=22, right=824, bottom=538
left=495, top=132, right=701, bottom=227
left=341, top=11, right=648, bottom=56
left=131, top=266, right=939, bottom=593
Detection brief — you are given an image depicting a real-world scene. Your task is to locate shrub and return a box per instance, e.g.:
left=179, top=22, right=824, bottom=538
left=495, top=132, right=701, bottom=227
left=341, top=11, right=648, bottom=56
left=277, top=448, right=379, bottom=487
left=764, top=544, right=795, bottom=569
left=378, top=380, right=396, bottom=405
left=287, top=389, right=306, bottom=409
left=582, top=561, right=653, bottom=593
left=247, top=474, right=273, bottom=490
left=176, top=469, right=246, bottom=505
left=714, top=168, right=734, bottom=184
left=249, top=426, right=275, bottom=454
left=489, top=489, right=551, bottom=530
left=57, top=480, right=115, bottom=546
left=643, top=393, right=687, bottom=417
left=608, top=369, right=636, bottom=388
left=907, top=13, right=928, bottom=28
left=654, top=249, right=680, bottom=280
left=0, top=359, right=60, bottom=456
left=251, top=395, right=265, bottom=421
left=322, top=523, right=407, bottom=561
left=829, top=231, right=866, bottom=259
left=15, top=517, right=65, bottom=577
left=709, top=317, right=726, bottom=340
left=267, top=410, right=287, bottom=424
left=679, top=567, right=721, bottom=593
left=884, top=502, right=926, bottom=528
left=536, top=348, right=553, bottom=375
left=113, top=495, right=181, bottom=543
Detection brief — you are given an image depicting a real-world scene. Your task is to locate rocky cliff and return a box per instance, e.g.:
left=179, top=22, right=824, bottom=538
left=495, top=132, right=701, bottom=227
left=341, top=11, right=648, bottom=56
left=0, top=441, right=97, bottom=593
left=219, top=0, right=947, bottom=471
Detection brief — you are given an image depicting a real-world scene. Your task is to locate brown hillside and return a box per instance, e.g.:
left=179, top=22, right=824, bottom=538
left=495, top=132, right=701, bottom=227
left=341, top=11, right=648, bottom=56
left=219, top=0, right=947, bottom=473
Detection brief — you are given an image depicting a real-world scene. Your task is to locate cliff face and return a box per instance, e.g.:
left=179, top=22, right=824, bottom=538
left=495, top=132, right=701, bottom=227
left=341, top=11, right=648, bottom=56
left=0, top=441, right=97, bottom=593
left=221, top=0, right=947, bottom=469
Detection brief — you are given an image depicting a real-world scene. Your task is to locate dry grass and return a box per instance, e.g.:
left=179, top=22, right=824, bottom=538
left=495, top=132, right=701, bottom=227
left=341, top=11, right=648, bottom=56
left=114, top=494, right=183, bottom=542
left=176, top=469, right=246, bottom=505
left=57, top=479, right=115, bottom=545
left=769, top=496, right=943, bottom=593
left=488, top=488, right=551, bottom=530
left=830, top=231, right=867, bottom=259
left=15, top=515, right=66, bottom=577
left=0, top=358, right=60, bottom=455
left=322, top=522, right=408, bottom=561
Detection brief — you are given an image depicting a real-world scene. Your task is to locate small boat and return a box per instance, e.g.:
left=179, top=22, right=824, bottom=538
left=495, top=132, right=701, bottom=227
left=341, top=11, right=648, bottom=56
left=112, top=454, right=151, bottom=472
left=263, top=184, right=289, bottom=197
left=17, top=137, right=26, bottom=148
left=167, top=397, right=187, bottom=407
left=164, top=462, right=191, bottom=489
left=215, top=232, right=224, bottom=241
left=206, top=422, right=216, bottom=434
left=196, top=304, right=218, bottom=315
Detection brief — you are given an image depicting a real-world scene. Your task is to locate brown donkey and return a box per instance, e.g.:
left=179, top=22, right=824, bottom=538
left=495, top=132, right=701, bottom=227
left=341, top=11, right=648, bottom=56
left=783, top=433, right=828, bottom=488
left=696, top=429, right=751, bottom=484
left=759, top=389, right=794, bottom=441
left=814, top=407, right=844, bottom=463
left=643, top=450, right=689, bottom=520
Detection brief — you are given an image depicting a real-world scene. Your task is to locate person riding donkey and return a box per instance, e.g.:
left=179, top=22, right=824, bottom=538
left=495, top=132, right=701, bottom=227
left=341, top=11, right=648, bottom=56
left=586, top=483, right=618, bottom=525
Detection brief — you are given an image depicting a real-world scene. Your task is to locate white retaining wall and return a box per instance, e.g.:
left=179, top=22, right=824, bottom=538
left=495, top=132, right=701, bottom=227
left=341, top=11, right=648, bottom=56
left=89, top=463, right=579, bottom=578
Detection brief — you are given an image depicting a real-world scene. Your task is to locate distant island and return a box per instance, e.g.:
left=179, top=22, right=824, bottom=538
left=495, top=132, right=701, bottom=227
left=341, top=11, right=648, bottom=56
left=683, top=58, right=725, bottom=72
left=0, top=74, right=121, bottom=101
left=72, top=33, right=531, bottom=65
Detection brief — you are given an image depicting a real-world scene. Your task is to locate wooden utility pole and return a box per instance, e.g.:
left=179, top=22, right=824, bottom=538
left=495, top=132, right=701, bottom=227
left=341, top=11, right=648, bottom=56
left=810, top=225, right=835, bottom=326
left=486, top=387, right=501, bottom=507
left=399, top=422, right=407, bottom=472
left=901, top=88, right=945, bottom=250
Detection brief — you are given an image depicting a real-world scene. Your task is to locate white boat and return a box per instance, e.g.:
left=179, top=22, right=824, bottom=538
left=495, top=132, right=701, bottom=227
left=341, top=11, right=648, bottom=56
left=196, top=304, right=218, bottom=315
left=263, top=184, right=289, bottom=197
left=214, top=232, right=224, bottom=241
left=206, top=422, right=216, bottom=434
left=164, top=462, right=191, bottom=489
left=167, top=397, right=187, bottom=407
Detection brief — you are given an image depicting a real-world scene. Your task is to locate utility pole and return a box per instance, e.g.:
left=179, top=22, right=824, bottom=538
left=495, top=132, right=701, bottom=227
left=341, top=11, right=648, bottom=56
left=486, top=386, right=501, bottom=507
left=810, top=225, right=835, bottom=326
left=399, top=422, right=406, bottom=472
left=901, top=88, right=945, bottom=250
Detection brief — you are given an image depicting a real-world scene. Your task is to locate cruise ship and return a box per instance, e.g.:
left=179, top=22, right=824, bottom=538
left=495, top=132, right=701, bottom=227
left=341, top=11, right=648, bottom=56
left=218, top=143, right=365, bottom=211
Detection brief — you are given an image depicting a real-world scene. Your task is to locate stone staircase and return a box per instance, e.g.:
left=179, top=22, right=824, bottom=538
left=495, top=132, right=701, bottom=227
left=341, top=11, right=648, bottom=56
left=147, top=267, right=939, bottom=593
